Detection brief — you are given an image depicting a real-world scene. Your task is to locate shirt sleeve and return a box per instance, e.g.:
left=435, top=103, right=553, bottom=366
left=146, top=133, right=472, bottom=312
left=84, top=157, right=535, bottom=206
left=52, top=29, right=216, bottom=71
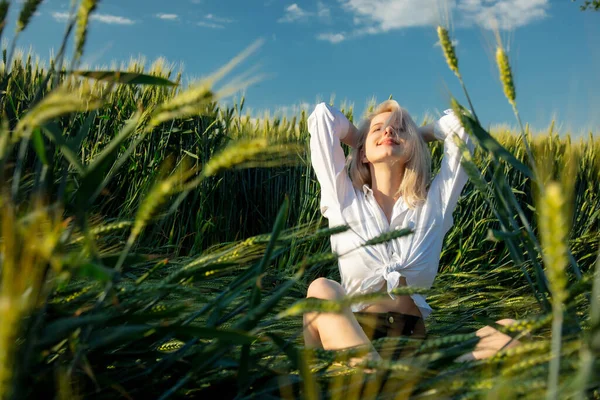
left=429, top=110, right=476, bottom=232
left=307, top=102, right=355, bottom=217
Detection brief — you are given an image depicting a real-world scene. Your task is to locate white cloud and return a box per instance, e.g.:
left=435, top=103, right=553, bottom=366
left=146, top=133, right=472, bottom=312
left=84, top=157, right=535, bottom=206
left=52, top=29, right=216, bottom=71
left=458, top=0, right=549, bottom=30
left=197, top=21, right=224, bottom=29
left=341, top=0, right=440, bottom=33
left=196, top=13, right=234, bottom=28
left=278, top=4, right=313, bottom=23
left=317, top=32, right=346, bottom=44
left=317, top=1, right=331, bottom=19
left=51, top=11, right=69, bottom=22
left=339, top=0, right=549, bottom=36
left=277, top=2, right=331, bottom=23
left=205, top=14, right=235, bottom=23
left=92, top=13, right=136, bottom=25
left=52, top=11, right=136, bottom=25
left=156, top=13, right=179, bottom=20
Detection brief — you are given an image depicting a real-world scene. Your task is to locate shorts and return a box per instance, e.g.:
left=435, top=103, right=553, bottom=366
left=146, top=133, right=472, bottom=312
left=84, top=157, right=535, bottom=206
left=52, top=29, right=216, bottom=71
left=354, top=311, right=426, bottom=359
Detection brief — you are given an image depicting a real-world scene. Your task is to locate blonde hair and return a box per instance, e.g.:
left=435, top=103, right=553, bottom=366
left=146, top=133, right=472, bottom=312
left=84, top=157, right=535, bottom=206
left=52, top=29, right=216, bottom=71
left=347, top=100, right=431, bottom=209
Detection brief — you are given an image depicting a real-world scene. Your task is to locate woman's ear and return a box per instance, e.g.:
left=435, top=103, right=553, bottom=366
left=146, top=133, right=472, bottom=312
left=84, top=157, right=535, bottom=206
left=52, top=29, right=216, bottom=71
left=360, top=148, right=368, bottom=164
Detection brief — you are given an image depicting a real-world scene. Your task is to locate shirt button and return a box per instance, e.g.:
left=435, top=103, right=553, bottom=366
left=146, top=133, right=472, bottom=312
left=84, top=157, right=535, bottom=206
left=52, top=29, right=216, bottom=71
left=388, top=316, right=394, bottom=324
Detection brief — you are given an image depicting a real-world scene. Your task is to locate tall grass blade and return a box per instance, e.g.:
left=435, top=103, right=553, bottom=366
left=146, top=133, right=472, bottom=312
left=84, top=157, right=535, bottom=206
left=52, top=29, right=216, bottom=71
left=73, top=70, right=178, bottom=86
left=0, top=1, right=9, bottom=42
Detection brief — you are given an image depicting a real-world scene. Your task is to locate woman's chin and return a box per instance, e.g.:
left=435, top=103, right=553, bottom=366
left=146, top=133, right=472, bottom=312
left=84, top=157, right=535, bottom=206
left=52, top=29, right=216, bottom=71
left=372, top=157, right=407, bottom=167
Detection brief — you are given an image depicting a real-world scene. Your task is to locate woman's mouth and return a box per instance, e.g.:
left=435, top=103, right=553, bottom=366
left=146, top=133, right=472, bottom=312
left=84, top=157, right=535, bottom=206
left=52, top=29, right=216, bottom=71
left=379, top=138, right=398, bottom=146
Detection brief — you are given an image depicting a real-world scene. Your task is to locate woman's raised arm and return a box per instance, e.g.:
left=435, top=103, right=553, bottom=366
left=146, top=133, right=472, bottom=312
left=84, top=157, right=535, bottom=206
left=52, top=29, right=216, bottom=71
left=428, top=110, right=475, bottom=232
left=307, top=102, right=357, bottom=216
left=417, top=123, right=438, bottom=143
left=340, top=121, right=360, bottom=148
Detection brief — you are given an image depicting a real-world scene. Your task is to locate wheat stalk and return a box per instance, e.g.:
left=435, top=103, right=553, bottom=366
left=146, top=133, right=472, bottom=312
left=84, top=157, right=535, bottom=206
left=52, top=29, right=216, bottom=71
left=437, top=26, right=459, bottom=77
left=360, top=227, right=413, bottom=247
left=496, top=46, right=516, bottom=108
left=14, top=83, right=104, bottom=138
left=16, top=0, right=43, bottom=33
left=73, top=0, right=99, bottom=65
left=539, top=182, right=569, bottom=400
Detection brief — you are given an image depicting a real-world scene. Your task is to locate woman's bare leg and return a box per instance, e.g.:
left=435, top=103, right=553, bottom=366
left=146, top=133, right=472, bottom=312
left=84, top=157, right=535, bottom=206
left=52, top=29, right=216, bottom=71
left=456, top=318, right=522, bottom=362
left=303, top=277, right=377, bottom=353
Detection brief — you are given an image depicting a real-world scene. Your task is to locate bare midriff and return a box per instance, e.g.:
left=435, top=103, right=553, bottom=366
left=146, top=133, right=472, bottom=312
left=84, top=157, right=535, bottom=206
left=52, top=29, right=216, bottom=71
left=360, top=277, right=423, bottom=318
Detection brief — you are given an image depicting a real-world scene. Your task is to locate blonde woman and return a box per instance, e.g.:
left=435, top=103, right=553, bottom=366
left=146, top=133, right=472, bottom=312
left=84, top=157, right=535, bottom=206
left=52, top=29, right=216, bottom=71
left=304, top=100, right=519, bottom=362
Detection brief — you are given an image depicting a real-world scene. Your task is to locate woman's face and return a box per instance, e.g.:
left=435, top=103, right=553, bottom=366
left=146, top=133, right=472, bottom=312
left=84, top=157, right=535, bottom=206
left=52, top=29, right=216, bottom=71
left=361, top=111, right=410, bottom=167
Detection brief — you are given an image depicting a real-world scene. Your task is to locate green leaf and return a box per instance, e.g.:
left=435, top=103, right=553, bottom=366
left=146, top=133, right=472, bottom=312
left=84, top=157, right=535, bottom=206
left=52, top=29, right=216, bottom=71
left=264, top=332, right=300, bottom=370
left=87, top=325, right=157, bottom=350
left=462, top=114, right=534, bottom=179
left=31, top=127, right=48, bottom=165
left=255, top=196, right=289, bottom=278
left=76, top=113, right=140, bottom=209
left=98, top=253, right=149, bottom=269
left=42, top=123, right=85, bottom=174
left=182, top=149, right=198, bottom=159
left=235, top=267, right=303, bottom=332
left=168, top=326, right=257, bottom=344
left=166, top=261, right=247, bottom=284
left=487, top=228, right=521, bottom=242
left=68, top=110, right=97, bottom=151
left=41, top=315, right=112, bottom=346
left=72, top=70, right=178, bottom=86
left=77, top=262, right=117, bottom=282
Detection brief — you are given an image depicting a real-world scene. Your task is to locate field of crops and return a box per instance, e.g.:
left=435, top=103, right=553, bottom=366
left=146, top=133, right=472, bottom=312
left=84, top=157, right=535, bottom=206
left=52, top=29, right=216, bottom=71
left=0, top=1, right=599, bottom=399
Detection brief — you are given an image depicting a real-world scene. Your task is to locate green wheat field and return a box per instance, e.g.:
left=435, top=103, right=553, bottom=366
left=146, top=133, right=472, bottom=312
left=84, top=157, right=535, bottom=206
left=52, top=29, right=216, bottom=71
left=0, top=1, right=599, bottom=399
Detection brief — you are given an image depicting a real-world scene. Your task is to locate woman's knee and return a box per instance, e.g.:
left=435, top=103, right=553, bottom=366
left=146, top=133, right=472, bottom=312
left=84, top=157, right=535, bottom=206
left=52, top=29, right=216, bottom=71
left=306, top=277, right=345, bottom=300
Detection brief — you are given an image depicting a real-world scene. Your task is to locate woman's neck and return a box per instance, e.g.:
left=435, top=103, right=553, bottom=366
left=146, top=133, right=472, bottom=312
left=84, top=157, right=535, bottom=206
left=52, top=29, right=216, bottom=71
left=369, top=162, right=405, bottom=223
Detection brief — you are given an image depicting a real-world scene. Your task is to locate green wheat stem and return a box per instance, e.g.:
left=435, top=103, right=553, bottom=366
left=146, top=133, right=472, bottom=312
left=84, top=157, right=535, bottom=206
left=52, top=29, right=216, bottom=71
left=540, top=183, right=568, bottom=400
left=436, top=25, right=479, bottom=122
left=574, top=247, right=600, bottom=399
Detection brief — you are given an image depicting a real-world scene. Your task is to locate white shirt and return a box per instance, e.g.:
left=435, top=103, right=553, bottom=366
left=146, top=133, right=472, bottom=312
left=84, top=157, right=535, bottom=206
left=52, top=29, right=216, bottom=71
left=307, top=102, right=475, bottom=319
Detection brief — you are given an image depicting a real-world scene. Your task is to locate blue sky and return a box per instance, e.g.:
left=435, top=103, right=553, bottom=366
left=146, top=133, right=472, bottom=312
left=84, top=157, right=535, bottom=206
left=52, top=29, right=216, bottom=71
left=2, top=0, right=599, bottom=136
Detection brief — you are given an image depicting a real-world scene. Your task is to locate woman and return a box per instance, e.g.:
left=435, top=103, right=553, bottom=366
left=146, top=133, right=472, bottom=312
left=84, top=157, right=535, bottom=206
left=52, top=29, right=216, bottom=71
left=304, top=100, right=519, bottom=362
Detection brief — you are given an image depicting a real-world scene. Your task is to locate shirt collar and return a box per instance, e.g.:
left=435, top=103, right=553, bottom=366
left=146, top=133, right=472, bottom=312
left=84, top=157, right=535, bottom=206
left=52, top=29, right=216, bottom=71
left=363, top=184, right=408, bottom=218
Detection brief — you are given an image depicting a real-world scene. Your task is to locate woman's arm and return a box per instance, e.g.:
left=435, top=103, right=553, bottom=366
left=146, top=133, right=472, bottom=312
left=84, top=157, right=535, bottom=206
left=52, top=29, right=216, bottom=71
left=340, top=121, right=360, bottom=148
left=307, top=103, right=356, bottom=216
left=428, top=110, right=476, bottom=232
left=418, top=123, right=438, bottom=143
